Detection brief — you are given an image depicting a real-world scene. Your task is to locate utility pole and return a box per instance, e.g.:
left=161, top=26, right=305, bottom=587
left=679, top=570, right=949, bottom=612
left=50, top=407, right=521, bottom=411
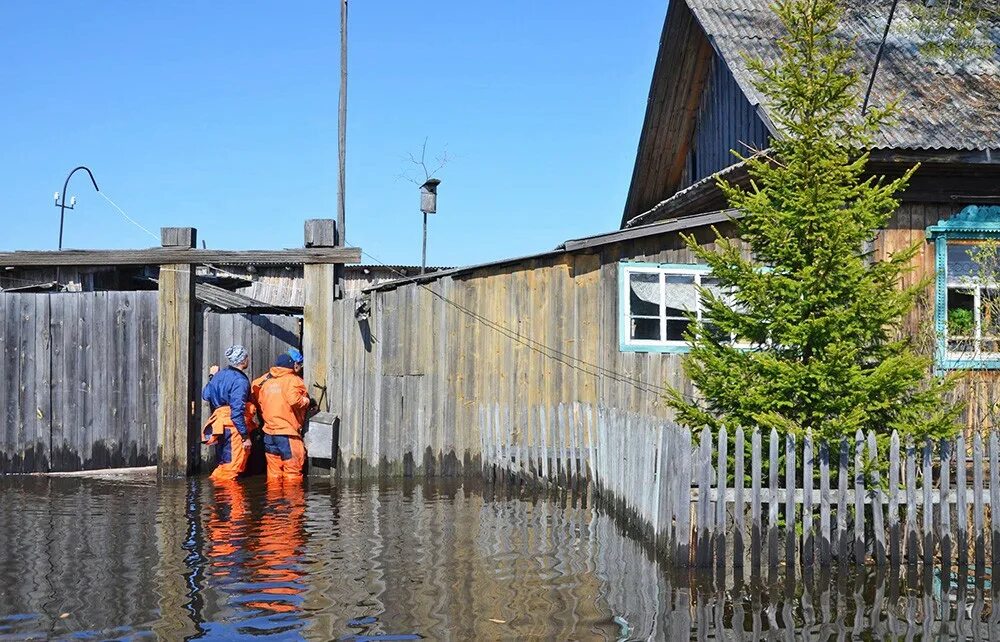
left=337, top=0, right=348, bottom=246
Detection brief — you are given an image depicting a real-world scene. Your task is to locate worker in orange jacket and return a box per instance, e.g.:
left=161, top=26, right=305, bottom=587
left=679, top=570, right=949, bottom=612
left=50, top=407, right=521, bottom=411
left=202, top=345, right=258, bottom=481
left=252, top=350, right=311, bottom=480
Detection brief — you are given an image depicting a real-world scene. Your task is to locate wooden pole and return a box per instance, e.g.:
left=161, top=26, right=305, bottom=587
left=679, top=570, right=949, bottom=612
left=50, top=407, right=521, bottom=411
left=156, top=227, right=198, bottom=477
left=338, top=0, right=348, bottom=245
left=303, top=219, right=338, bottom=475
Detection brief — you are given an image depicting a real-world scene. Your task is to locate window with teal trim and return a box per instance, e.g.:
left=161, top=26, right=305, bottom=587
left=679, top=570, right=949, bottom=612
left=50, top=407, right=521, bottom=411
left=618, top=262, right=737, bottom=353
left=926, top=205, right=1000, bottom=369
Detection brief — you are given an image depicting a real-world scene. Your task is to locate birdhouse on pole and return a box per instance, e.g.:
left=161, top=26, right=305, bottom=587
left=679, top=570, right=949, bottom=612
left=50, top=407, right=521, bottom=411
left=420, top=178, right=441, bottom=214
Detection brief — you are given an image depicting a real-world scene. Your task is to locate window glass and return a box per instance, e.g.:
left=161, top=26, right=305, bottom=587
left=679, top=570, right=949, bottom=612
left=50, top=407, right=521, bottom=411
left=629, top=271, right=661, bottom=341
left=947, top=243, right=980, bottom=286
left=944, top=241, right=1000, bottom=360
left=946, top=287, right=974, bottom=355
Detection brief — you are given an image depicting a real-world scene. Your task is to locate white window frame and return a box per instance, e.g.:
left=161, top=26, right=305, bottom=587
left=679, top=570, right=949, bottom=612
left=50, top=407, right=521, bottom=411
left=619, top=261, right=728, bottom=353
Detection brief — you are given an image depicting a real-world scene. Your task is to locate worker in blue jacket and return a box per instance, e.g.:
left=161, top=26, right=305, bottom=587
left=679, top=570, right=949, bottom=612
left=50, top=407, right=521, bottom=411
left=202, top=345, right=258, bottom=481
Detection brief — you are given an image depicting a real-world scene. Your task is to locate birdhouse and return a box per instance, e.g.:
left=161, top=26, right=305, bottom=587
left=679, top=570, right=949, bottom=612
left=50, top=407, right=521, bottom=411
left=420, top=178, right=441, bottom=214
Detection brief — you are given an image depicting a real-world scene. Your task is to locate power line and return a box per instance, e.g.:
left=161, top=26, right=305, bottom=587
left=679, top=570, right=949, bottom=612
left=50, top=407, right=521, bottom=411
left=97, top=192, right=159, bottom=241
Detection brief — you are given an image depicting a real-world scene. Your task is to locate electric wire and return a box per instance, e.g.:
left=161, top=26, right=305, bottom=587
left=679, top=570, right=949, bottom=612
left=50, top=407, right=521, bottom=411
left=345, top=240, right=699, bottom=402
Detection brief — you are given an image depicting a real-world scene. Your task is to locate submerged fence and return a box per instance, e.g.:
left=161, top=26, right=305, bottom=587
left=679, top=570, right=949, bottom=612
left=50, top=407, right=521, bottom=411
left=479, top=403, right=1000, bottom=568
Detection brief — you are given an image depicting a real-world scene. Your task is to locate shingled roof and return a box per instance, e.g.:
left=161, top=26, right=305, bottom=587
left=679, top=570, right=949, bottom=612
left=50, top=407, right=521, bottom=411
left=691, top=0, right=1000, bottom=151
left=623, top=0, right=1000, bottom=226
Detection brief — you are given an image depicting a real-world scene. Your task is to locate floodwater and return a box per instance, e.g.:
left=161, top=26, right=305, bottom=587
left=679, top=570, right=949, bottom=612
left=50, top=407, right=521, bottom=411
left=0, top=476, right=996, bottom=642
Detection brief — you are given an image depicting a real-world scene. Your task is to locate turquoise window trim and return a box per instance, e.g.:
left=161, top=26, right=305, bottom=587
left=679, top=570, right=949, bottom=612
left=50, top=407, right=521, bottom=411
left=927, top=205, right=1000, bottom=371
left=618, top=261, right=712, bottom=354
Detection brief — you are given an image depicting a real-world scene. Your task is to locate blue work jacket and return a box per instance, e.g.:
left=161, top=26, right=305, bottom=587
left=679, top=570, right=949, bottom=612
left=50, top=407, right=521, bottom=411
left=202, top=366, right=251, bottom=437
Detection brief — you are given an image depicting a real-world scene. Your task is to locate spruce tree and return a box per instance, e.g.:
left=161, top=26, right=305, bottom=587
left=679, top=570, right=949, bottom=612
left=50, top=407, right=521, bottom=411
left=666, top=0, right=959, bottom=443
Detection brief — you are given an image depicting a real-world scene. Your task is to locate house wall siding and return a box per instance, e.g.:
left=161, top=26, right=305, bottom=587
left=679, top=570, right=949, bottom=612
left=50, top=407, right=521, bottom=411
left=327, top=202, right=1000, bottom=479
left=681, top=56, right=771, bottom=190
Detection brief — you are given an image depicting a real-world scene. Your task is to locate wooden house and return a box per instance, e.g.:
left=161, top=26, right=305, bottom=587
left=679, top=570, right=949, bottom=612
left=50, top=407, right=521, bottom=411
left=325, top=0, right=1000, bottom=478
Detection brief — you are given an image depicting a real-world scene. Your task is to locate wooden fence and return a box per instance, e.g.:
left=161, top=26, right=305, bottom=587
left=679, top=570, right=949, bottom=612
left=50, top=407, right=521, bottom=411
left=479, top=403, right=1000, bottom=568
left=0, top=292, right=301, bottom=474
left=0, top=292, right=159, bottom=473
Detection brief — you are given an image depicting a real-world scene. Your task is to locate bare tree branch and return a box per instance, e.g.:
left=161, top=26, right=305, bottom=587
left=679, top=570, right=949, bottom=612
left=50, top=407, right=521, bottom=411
left=398, top=137, right=450, bottom=185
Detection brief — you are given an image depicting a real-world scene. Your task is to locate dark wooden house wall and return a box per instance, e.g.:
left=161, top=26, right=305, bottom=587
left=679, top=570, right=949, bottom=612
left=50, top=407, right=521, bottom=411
left=682, top=56, right=771, bottom=189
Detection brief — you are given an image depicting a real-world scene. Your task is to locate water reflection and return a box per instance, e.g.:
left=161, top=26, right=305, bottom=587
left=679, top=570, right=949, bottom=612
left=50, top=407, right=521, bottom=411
left=0, top=475, right=997, bottom=640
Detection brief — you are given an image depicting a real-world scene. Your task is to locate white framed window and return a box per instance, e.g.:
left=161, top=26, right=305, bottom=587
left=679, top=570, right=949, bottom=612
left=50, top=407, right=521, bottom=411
left=618, top=262, right=733, bottom=353
left=943, top=242, right=1000, bottom=362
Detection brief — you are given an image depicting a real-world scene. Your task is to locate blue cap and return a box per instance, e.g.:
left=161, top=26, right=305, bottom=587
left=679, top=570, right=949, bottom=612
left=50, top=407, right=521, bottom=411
left=275, top=353, right=295, bottom=368
left=287, top=348, right=304, bottom=364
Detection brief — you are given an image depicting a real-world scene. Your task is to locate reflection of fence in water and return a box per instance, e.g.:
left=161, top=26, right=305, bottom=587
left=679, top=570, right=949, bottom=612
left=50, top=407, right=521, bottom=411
left=591, top=510, right=999, bottom=638
left=479, top=402, right=1000, bottom=569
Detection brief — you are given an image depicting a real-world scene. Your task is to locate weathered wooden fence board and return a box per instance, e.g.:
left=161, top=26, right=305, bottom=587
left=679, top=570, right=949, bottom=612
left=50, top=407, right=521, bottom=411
left=1, top=292, right=159, bottom=473
left=478, top=402, right=1000, bottom=569
left=1, top=293, right=299, bottom=474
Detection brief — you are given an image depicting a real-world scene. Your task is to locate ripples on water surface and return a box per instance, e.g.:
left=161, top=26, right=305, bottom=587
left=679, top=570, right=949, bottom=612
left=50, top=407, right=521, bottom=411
left=0, top=476, right=996, bottom=640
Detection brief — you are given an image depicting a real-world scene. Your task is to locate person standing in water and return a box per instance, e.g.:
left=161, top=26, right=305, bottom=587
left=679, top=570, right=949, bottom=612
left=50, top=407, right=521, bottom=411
left=252, top=350, right=310, bottom=480
left=202, top=345, right=257, bottom=481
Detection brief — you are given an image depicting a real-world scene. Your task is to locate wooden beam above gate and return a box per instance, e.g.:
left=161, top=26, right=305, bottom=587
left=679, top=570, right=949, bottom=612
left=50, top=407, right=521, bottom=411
left=0, top=246, right=361, bottom=267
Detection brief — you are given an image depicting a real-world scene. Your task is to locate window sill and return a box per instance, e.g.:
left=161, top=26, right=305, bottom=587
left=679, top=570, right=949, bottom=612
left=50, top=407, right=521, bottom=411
left=939, top=357, right=1000, bottom=370
left=620, top=342, right=691, bottom=354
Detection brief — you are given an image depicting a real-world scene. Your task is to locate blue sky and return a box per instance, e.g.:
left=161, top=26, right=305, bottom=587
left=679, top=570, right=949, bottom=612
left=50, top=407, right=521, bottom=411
left=0, top=1, right=665, bottom=267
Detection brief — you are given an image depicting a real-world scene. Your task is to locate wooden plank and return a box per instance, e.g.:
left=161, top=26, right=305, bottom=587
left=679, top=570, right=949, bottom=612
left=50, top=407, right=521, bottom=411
left=585, top=404, right=595, bottom=487
left=854, top=430, right=865, bottom=565
left=906, top=441, right=918, bottom=563
left=820, top=441, right=832, bottom=565
left=697, top=426, right=712, bottom=566
left=957, top=434, right=969, bottom=568
left=125, top=293, right=144, bottom=466
left=557, top=403, right=568, bottom=487
left=785, top=432, right=796, bottom=568
left=940, top=438, right=952, bottom=565
left=34, top=295, right=52, bottom=472
left=768, top=428, right=779, bottom=570
left=734, top=427, right=745, bottom=568
left=716, top=426, right=728, bottom=570
left=0, top=246, right=361, bottom=267
left=539, top=405, right=549, bottom=482
left=676, top=426, right=692, bottom=567
left=802, top=431, right=814, bottom=568
left=922, top=440, right=934, bottom=566
left=47, top=295, right=66, bottom=471
left=974, top=433, right=986, bottom=568
left=889, top=432, right=901, bottom=566
left=0, top=295, right=9, bottom=472
left=751, top=429, right=762, bottom=571
left=991, top=432, right=1000, bottom=565
left=867, top=431, right=886, bottom=566
left=837, top=438, right=849, bottom=561
left=15, top=294, right=35, bottom=472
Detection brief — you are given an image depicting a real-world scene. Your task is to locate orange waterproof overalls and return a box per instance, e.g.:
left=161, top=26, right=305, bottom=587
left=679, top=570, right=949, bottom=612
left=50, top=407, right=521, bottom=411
left=202, top=405, right=259, bottom=481
left=252, top=367, right=310, bottom=480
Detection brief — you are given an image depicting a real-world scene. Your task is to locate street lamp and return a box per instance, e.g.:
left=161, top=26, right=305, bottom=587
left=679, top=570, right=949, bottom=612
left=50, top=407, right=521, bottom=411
left=54, top=166, right=100, bottom=250
left=420, top=178, right=440, bottom=275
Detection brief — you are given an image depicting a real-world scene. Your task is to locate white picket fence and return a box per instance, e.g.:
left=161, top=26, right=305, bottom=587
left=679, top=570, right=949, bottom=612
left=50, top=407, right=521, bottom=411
left=479, top=403, right=1000, bottom=568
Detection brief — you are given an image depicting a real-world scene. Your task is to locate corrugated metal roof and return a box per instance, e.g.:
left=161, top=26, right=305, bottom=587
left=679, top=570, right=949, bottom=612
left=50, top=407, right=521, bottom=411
left=195, top=282, right=301, bottom=315
left=688, top=0, right=1000, bottom=150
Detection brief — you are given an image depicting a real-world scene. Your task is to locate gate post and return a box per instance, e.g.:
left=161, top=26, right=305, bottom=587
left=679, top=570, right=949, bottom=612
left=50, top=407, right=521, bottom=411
left=157, top=227, right=198, bottom=477
left=303, top=219, right=339, bottom=475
